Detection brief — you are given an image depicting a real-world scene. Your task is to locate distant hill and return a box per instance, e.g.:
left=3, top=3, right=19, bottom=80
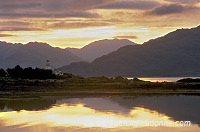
left=60, top=26, right=200, bottom=77
left=66, top=39, right=137, bottom=62
left=0, top=42, right=83, bottom=69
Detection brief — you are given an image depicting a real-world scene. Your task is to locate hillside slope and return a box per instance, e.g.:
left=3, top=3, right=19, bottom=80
left=60, top=26, right=200, bottom=77
left=66, top=39, right=136, bottom=62
left=0, top=42, right=83, bottom=69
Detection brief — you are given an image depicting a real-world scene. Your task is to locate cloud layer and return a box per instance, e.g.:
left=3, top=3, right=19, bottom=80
left=98, top=1, right=160, bottom=10
left=0, top=0, right=103, bottom=19
left=164, top=0, right=200, bottom=4
left=0, top=34, right=14, bottom=37
left=148, top=4, right=187, bottom=15
left=114, top=36, right=138, bottom=39
left=148, top=4, right=199, bottom=15
left=0, top=0, right=199, bottom=47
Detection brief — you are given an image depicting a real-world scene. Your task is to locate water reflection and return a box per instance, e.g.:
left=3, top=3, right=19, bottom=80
left=0, top=104, right=173, bottom=128
left=0, top=96, right=199, bottom=131
left=0, top=103, right=199, bottom=132
left=56, top=96, right=200, bottom=125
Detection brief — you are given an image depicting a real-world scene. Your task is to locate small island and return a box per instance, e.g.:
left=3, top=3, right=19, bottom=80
left=0, top=66, right=200, bottom=98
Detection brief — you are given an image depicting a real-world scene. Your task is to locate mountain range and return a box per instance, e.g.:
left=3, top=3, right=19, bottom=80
left=0, top=39, right=135, bottom=69
left=66, top=39, right=136, bottom=62
left=60, top=25, right=200, bottom=77
left=0, top=42, right=82, bottom=69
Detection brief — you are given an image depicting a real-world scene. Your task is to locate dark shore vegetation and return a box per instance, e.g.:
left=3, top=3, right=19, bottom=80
left=2, top=65, right=56, bottom=79
left=0, top=66, right=200, bottom=98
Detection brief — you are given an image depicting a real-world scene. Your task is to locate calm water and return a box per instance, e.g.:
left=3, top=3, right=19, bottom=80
left=0, top=96, right=199, bottom=132
left=138, top=77, right=200, bottom=82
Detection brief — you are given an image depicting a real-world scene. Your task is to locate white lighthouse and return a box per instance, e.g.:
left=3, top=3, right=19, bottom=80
left=45, top=60, right=51, bottom=70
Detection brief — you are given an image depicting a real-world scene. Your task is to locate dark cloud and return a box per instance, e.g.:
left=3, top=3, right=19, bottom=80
left=0, top=34, right=14, bottom=37
left=0, top=27, right=43, bottom=31
left=42, top=0, right=111, bottom=10
left=0, top=0, right=100, bottom=19
left=147, top=4, right=191, bottom=15
left=0, top=3, right=41, bottom=9
left=0, top=0, right=160, bottom=19
left=0, top=11, right=98, bottom=19
left=0, top=21, right=41, bottom=32
left=0, top=21, right=31, bottom=26
left=98, top=1, right=160, bottom=10
left=114, top=36, right=138, bottom=39
left=164, top=0, right=200, bottom=4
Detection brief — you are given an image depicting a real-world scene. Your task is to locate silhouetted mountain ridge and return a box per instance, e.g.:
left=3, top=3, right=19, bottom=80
left=60, top=25, right=200, bottom=77
left=66, top=39, right=137, bottom=62
left=0, top=41, right=83, bottom=69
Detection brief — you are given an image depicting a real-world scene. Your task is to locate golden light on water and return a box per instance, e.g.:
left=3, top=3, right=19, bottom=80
left=0, top=103, right=187, bottom=129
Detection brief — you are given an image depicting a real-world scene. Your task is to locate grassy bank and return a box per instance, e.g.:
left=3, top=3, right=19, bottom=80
left=0, top=77, right=200, bottom=98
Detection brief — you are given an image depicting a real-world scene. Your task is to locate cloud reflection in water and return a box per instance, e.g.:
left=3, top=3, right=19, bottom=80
left=0, top=103, right=192, bottom=128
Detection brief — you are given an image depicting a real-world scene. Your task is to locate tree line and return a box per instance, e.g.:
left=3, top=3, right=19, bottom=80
left=0, top=65, right=56, bottom=79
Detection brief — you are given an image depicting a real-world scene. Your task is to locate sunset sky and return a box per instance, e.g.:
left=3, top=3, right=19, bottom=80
left=0, top=0, right=200, bottom=48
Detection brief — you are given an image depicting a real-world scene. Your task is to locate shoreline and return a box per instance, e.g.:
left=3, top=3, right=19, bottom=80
left=0, top=90, right=200, bottom=99
left=1, top=77, right=200, bottom=98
